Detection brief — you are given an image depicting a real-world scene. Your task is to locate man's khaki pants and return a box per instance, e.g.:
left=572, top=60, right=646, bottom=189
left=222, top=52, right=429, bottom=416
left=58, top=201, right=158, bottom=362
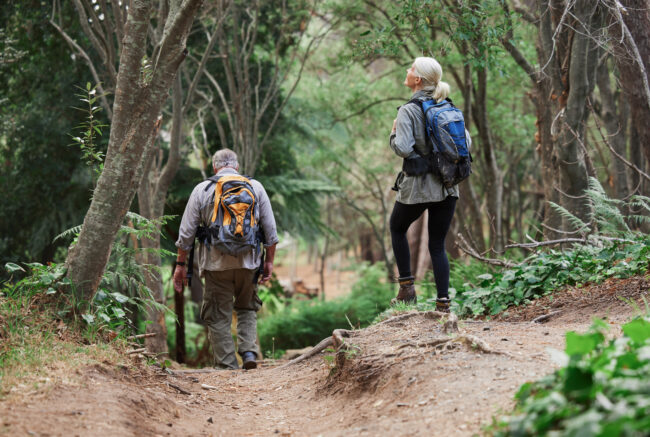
left=202, top=269, right=261, bottom=369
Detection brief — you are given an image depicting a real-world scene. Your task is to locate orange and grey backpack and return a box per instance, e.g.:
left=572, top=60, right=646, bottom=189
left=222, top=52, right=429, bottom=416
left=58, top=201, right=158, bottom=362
left=195, top=174, right=261, bottom=256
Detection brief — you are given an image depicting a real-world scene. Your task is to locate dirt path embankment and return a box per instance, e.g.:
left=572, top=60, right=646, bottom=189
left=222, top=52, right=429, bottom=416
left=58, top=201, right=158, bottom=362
left=1, top=276, right=647, bottom=436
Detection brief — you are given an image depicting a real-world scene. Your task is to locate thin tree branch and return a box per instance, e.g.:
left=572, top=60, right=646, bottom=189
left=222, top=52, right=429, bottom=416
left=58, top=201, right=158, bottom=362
left=330, top=97, right=406, bottom=126
left=505, top=238, right=586, bottom=248
left=183, top=9, right=229, bottom=116
left=608, top=0, right=650, bottom=111
left=49, top=19, right=113, bottom=119
left=455, top=233, right=519, bottom=268
left=589, top=100, right=650, bottom=182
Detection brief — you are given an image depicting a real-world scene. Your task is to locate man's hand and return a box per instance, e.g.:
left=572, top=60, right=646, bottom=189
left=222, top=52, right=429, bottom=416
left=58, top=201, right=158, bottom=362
left=392, top=118, right=397, bottom=133
left=259, top=261, right=273, bottom=284
left=173, top=265, right=187, bottom=293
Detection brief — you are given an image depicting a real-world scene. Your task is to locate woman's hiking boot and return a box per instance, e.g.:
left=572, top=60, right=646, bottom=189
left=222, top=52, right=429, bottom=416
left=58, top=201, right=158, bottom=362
left=391, top=276, right=417, bottom=305
left=436, top=297, right=451, bottom=313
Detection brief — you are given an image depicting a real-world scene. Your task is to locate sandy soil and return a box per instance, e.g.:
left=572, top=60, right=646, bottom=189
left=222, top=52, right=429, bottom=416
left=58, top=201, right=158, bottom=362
left=1, top=276, right=648, bottom=437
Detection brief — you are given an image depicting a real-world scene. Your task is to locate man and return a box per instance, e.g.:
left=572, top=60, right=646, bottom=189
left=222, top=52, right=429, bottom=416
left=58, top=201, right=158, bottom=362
left=173, top=148, right=278, bottom=370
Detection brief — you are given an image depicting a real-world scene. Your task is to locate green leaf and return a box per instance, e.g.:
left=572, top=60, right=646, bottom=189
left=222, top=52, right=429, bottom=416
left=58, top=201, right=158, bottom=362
left=82, top=314, right=95, bottom=324
left=5, top=262, right=25, bottom=273
left=39, top=273, right=55, bottom=285
left=111, top=292, right=130, bottom=303
left=563, top=366, right=594, bottom=397
left=113, top=308, right=126, bottom=318
left=565, top=331, right=602, bottom=356
left=622, top=319, right=650, bottom=344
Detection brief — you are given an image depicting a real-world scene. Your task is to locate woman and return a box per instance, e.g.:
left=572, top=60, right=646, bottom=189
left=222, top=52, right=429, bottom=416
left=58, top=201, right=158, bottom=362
left=389, top=57, right=459, bottom=312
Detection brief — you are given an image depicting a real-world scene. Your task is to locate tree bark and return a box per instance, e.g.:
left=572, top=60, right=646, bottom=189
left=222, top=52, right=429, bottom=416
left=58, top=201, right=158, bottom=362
left=406, top=213, right=425, bottom=277
left=609, top=0, right=650, bottom=169
left=502, top=0, right=598, bottom=237
left=553, top=0, right=599, bottom=227
left=596, top=58, right=630, bottom=200
left=472, top=67, right=504, bottom=252
left=65, top=0, right=203, bottom=306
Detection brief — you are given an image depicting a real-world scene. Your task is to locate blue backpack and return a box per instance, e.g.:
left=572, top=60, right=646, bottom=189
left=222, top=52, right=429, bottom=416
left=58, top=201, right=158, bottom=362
left=402, top=98, right=472, bottom=188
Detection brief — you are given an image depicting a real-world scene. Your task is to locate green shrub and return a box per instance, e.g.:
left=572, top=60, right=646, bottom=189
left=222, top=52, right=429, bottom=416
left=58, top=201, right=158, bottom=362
left=258, top=263, right=393, bottom=354
left=454, top=236, right=649, bottom=317
left=491, top=315, right=650, bottom=436
left=453, top=180, right=650, bottom=317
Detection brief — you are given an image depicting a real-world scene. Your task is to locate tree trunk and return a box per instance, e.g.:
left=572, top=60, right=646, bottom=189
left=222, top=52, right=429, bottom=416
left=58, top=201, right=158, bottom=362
left=459, top=179, right=486, bottom=253
left=610, top=0, right=650, bottom=169
left=472, top=68, right=504, bottom=252
left=553, top=0, right=599, bottom=227
left=406, top=214, right=425, bottom=277
left=596, top=59, right=629, bottom=200
left=138, top=75, right=186, bottom=354
left=65, top=0, right=203, bottom=305
left=508, top=0, right=594, bottom=237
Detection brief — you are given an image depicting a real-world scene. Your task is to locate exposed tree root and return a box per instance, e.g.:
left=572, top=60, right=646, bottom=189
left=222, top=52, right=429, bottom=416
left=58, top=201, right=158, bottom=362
left=397, top=338, right=451, bottom=350
left=531, top=310, right=562, bottom=324
left=395, top=328, right=511, bottom=357
left=276, top=329, right=353, bottom=370
left=376, top=310, right=452, bottom=327
left=452, top=335, right=513, bottom=357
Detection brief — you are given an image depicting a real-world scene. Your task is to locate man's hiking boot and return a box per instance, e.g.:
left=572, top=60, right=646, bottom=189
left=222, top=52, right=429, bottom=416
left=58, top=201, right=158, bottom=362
left=241, top=351, right=257, bottom=370
left=391, top=276, right=417, bottom=305
left=436, top=297, right=451, bottom=313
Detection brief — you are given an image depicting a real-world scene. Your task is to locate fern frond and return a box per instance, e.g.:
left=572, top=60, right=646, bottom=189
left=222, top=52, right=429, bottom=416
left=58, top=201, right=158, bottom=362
left=548, top=201, right=590, bottom=233
left=53, top=224, right=83, bottom=242
left=628, top=214, right=650, bottom=226
left=628, top=195, right=650, bottom=214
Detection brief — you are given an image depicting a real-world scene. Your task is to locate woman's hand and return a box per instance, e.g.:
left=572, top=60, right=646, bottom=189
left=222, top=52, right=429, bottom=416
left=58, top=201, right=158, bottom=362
left=392, top=118, right=397, bottom=133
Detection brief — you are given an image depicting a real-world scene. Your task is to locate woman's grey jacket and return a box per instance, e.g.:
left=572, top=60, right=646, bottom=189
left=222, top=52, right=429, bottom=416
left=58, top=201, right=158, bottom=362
left=389, top=90, right=460, bottom=204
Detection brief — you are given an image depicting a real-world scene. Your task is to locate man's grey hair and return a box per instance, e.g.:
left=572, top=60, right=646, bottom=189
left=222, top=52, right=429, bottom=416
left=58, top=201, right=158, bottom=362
left=212, top=148, right=239, bottom=170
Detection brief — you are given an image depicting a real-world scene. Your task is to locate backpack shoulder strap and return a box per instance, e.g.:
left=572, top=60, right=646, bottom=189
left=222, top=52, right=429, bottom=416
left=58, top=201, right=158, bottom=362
left=204, top=175, right=221, bottom=191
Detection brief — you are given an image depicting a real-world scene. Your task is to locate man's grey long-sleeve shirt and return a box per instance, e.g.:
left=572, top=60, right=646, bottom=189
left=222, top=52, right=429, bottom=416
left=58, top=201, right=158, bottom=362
left=176, top=168, right=279, bottom=275
left=390, top=90, right=460, bottom=204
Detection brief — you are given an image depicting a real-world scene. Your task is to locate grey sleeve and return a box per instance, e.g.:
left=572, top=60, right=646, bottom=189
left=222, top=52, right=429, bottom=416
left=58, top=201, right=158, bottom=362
left=175, top=184, right=203, bottom=251
left=389, top=106, right=416, bottom=158
left=255, top=182, right=279, bottom=247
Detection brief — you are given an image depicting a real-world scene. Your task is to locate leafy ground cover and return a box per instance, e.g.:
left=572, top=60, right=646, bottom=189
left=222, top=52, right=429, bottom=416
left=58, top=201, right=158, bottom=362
left=453, top=236, right=650, bottom=317
left=490, top=315, right=650, bottom=436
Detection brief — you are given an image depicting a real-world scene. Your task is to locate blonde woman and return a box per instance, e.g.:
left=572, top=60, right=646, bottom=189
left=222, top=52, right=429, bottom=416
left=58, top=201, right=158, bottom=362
left=389, top=57, right=459, bottom=312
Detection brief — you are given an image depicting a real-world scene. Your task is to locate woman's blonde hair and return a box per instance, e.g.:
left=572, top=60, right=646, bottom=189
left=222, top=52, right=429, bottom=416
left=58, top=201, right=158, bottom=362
left=413, top=56, right=450, bottom=102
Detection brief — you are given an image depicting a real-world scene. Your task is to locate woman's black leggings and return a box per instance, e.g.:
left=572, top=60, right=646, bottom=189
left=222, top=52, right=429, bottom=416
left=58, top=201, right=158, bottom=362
left=389, top=196, right=457, bottom=299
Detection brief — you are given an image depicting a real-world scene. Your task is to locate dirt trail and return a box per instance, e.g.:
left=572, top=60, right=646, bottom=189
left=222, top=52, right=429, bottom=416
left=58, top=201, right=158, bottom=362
left=1, top=277, right=647, bottom=437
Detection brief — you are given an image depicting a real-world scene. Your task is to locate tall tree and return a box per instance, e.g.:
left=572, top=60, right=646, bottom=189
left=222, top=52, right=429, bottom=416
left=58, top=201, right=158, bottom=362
left=64, top=0, right=203, bottom=309
left=502, top=0, right=601, bottom=236
left=55, top=1, right=234, bottom=353
left=607, top=0, right=650, bottom=171
left=198, top=0, right=331, bottom=175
